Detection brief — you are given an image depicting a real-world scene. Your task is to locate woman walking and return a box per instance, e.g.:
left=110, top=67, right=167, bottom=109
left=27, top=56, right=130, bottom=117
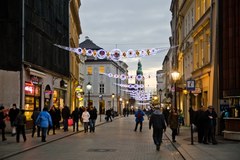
left=15, top=109, right=27, bottom=143
left=82, top=107, right=90, bottom=133
left=168, top=108, right=179, bottom=142
left=36, top=107, right=52, bottom=142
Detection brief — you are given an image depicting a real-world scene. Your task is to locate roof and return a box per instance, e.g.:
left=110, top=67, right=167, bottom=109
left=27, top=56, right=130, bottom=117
left=79, top=37, right=102, bottom=50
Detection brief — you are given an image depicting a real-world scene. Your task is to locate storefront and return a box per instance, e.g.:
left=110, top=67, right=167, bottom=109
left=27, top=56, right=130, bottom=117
left=53, top=89, right=66, bottom=110
left=24, top=78, right=41, bottom=129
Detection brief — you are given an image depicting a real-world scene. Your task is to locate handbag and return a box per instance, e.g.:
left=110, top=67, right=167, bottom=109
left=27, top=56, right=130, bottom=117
left=68, top=118, right=73, bottom=126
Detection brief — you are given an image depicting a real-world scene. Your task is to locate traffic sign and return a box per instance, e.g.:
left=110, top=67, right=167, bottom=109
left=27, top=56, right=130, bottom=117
left=186, top=80, right=195, bottom=91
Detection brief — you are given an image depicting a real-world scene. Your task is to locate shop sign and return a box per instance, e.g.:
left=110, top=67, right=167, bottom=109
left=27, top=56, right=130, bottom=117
left=25, top=82, right=34, bottom=95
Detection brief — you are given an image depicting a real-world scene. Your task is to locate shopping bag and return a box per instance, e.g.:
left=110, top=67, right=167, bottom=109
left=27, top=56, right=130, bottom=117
left=68, top=118, right=73, bottom=126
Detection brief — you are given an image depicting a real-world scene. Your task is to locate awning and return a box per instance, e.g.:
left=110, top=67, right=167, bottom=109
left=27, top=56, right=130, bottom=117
left=29, top=68, right=46, bottom=78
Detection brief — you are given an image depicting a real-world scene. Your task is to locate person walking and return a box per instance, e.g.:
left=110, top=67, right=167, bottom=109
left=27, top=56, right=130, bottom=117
left=55, top=106, right=61, bottom=130
left=105, top=108, right=112, bottom=122
left=31, top=107, right=41, bottom=137
left=36, top=107, right=53, bottom=142
left=15, top=109, right=27, bottom=143
left=149, top=106, right=166, bottom=151
left=203, top=106, right=217, bottom=145
left=89, top=106, right=97, bottom=132
left=134, top=107, right=145, bottom=132
left=8, top=103, right=19, bottom=136
left=48, top=105, right=57, bottom=135
left=72, top=107, right=80, bottom=132
left=62, top=105, right=70, bottom=132
left=0, top=105, right=7, bottom=141
left=195, top=106, right=205, bottom=143
left=168, top=108, right=179, bottom=142
left=82, top=107, right=90, bottom=133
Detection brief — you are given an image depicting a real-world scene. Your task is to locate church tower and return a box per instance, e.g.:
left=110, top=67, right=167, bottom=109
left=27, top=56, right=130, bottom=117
left=135, top=60, right=145, bottom=108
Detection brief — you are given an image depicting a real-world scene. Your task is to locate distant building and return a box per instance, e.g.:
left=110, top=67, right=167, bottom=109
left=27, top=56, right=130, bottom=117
left=79, top=37, right=128, bottom=114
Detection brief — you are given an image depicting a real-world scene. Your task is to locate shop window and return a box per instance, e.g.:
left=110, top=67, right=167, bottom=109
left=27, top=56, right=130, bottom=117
left=99, top=66, right=105, bottom=74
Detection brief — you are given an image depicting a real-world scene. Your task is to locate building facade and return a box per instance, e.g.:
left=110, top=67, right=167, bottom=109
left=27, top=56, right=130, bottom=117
left=79, top=38, right=129, bottom=115
left=0, top=1, right=79, bottom=128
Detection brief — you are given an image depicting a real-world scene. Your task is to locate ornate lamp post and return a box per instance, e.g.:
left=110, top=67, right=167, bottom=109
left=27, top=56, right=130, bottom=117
left=99, top=94, right=103, bottom=122
left=171, top=71, right=180, bottom=111
left=159, top=88, right=162, bottom=106
left=112, top=93, right=115, bottom=110
left=86, top=82, right=92, bottom=108
left=119, top=97, right=122, bottom=115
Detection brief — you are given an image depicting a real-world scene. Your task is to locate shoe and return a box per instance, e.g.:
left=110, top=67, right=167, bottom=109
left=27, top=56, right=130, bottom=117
left=203, top=142, right=209, bottom=144
left=212, top=141, right=218, bottom=145
left=2, top=138, right=7, bottom=141
left=156, top=145, right=160, bottom=151
left=172, top=140, right=176, bottom=142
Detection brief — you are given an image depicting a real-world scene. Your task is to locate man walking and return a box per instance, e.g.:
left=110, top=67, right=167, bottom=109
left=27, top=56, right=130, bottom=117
left=149, top=105, right=166, bottom=151
left=9, top=103, right=19, bottom=136
left=134, top=107, right=145, bottom=132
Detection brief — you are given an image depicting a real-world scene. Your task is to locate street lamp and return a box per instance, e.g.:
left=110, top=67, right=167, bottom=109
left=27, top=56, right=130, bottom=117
left=86, top=82, right=92, bottom=108
left=99, top=94, right=103, bottom=122
left=171, top=71, right=180, bottom=111
left=119, top=97, right=122, bottom=115
left=159, top=88, right=162, bottom=106
left=112, top=93, right=115, bottom=110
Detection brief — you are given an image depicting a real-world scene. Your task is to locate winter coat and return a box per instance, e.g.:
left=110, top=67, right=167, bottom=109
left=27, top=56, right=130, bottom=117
left=62, top=106, right=70, bottom=120
left=0, top=108, right=6, bottom=129
left=168, top=112, right=179, bottom=129
left=72, top=108, right=80, bottom=122
left=15, top=113, right=26, bottom=126
left=135, top=109, right=145, bottom=122
left=9, top=108, right=19, bottom=122
left=82, top=111, right=90, bottom=122
left=89, top=108, right=97, bottom=120
left=149, top=110, right=166, bottom=130
left=36, top=111, right=53, bottom=128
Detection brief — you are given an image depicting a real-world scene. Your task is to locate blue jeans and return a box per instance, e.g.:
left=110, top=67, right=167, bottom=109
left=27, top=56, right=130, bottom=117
left=41, top=127, right=48, bottom=142
left=89, top=119, right=96, bottom=132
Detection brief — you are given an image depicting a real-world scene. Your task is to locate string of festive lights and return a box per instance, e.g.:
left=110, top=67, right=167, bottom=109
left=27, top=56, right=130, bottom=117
left=54, top=44, right=178, bottom=61
left=102, top=72, right=153, bottom=81
left=114, top=83, right=144, bottom=89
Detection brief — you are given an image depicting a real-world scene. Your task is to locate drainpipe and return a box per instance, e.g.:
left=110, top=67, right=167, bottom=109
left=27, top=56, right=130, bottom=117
left=20, top=0, right=25, bottom=109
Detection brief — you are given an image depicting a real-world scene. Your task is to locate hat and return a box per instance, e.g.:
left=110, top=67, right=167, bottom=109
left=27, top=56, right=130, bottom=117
left=154, top=105, right=160, bottom=109
left=208, top=105, right=213, bottom=109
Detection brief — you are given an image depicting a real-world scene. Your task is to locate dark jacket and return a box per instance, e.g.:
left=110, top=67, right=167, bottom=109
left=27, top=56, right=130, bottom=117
left=168, top=111, right=179, bottom=129
left=89, top=108, right=97, bottom=120
left=9, top=108, right=19, bottom=122
left=62, top=106, right=70, bottom=119
left=135, top=109, right=145, bottom=122
left=0, top=106, right=6, bottom=129
left=149, top=110, right=166, bottom=130
left=15, top=112, right=26, bottom=126
left=72, top=108, right=80, bottom=122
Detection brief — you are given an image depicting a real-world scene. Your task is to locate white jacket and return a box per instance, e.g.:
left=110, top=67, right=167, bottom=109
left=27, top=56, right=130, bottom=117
left=82, top=111, right=90, bottom=122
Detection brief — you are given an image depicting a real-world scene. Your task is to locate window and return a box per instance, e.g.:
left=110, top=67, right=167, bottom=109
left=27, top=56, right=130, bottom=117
left=99, top=66, right=105, bottom=74
left=87, top=66, right=92, bottom=75
left=100, top=84, right=104, bottom=94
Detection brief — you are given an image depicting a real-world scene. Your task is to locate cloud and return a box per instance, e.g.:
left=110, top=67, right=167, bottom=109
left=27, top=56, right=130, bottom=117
left=79, top=0, right=171, bottom=91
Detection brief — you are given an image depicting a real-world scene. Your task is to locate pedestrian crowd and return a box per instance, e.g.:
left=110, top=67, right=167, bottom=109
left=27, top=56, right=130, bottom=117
left=132, top=103, right=221, bottom=152
left=0, top=104, right=98, bottom=143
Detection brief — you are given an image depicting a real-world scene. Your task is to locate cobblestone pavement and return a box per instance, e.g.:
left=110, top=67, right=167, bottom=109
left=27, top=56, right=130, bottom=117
left=1, top=114, right=240, bottom=160
left=1, top=115, right=183, bottom=160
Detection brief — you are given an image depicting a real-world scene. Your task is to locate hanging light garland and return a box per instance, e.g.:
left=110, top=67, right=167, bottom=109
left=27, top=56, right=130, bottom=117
left=102, top=73, right=153, bottom=81
left=114, top=83, right=144, bottom=89
left=54, top=44, right=178, bottom=61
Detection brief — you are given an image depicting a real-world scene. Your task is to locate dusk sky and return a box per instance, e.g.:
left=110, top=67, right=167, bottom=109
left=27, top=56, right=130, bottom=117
left=79, top=0, right=172, bottom=92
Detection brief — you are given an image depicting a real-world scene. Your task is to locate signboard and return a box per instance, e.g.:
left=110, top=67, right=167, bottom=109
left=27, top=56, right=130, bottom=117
left=186, top=80, right=195, bottom=91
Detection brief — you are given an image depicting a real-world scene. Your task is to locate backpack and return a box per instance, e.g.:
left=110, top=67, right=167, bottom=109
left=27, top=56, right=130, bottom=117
left=137, top=111, right=142, bottom=119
